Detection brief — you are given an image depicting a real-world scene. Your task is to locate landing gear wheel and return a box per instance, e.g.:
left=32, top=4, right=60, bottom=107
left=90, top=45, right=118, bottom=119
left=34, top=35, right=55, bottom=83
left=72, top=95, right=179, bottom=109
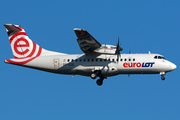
left=161, top=76, right=165, bottom=80
left=96, top=79, right=103, bottom=86
left=91, top=73, right=97, bottom=79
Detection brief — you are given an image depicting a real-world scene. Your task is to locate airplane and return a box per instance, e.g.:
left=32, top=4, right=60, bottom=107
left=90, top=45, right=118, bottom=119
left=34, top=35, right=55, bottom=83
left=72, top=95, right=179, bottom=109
left=4, top=24, right=177, bottom=86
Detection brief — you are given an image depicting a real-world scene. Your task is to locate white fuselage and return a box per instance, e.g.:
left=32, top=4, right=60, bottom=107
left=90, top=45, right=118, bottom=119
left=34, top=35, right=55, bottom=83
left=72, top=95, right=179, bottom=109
left=4, top=24, right=177, bottom=86
left=15, top=53, right=176, bottom=77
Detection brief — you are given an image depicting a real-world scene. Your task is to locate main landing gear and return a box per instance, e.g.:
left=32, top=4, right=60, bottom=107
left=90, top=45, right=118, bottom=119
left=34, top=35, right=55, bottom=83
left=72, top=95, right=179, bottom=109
left=91, top=71, right=106, bottom=86
left=160, top=72, right=165, bottom=81
left=90, top=71, right=98, bottom=79
left=96, top=79, right=103, bottom=86
left=96, top=76, right=106, bottom=86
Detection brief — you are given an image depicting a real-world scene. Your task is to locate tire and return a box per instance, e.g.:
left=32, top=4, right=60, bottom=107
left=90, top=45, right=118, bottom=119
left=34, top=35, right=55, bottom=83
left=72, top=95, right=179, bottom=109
left=91, top=73, right=97, bottom=79
left=161, top=76, right=165, bottom=80
left=96, top=79, right=103, bottom=86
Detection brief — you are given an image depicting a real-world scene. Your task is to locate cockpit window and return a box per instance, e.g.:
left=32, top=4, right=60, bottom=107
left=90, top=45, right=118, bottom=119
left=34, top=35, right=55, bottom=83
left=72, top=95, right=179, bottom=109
left=161, top=56, right=166, bottom=60
left=158, top=56, right=162, bottom=59
left=154, top=56, right=166, bottom=60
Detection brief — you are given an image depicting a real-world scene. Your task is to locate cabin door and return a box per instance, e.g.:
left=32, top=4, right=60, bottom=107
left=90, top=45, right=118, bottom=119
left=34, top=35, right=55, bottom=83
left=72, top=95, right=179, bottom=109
left=54, top=59, right=59, bottom=70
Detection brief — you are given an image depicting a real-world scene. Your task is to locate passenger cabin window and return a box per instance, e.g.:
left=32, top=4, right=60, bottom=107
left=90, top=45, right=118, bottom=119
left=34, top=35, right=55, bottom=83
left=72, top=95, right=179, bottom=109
left=133, top=58, right=135, bottom=61
left=124, top=59, right=127, bottom=61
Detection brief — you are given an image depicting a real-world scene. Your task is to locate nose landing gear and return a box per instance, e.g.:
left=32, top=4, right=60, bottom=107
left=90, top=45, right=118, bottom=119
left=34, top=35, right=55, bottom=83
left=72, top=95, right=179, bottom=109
left=161, top=76, right=165, bottom=80
left=160, top=72, right=166, bottom=81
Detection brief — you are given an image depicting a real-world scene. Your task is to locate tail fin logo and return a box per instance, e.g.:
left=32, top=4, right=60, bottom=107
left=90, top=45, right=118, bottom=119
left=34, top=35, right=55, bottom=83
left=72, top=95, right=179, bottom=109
left=8, top=28, right=42, bottom=59
left=4, top=24, right=42, bottom=65
left=14, top=38, right=30, bottom=56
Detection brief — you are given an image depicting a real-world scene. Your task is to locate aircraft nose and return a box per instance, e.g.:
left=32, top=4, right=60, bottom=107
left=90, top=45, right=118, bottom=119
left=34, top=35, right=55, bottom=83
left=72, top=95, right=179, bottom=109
left=170, top=63, right=177, bottom=70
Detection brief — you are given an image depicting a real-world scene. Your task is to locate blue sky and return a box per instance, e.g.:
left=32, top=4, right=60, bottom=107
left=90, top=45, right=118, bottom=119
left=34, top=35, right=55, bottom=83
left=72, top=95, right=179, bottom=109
left=0, top=0, right=180, bottom=120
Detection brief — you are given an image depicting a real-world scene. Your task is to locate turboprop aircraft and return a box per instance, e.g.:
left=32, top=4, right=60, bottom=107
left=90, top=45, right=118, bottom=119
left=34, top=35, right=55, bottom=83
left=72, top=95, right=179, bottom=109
left=4, top=24, right=177, bottom=86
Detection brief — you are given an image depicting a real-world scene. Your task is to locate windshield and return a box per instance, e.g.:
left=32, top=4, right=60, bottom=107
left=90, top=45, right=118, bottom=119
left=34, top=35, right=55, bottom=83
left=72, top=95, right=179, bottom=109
left=154, top=56, right=166, bottom=60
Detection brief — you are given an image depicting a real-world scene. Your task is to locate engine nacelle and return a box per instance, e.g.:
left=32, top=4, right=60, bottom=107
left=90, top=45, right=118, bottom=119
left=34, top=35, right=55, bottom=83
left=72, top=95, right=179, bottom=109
left=94, top=44, right=117, bottom=55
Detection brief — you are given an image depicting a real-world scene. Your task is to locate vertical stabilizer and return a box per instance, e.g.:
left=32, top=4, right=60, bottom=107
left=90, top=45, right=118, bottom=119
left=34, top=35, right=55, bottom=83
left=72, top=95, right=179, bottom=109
left=4, top=24, right=66, bottom=59
left=4, top=24, right=42, bottom=58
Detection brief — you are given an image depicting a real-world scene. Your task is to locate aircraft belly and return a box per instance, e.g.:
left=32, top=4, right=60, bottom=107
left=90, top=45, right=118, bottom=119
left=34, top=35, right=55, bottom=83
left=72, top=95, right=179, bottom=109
left=75, top=67, right=92, bottom=76
left=118, top=67, right=160, bottom=74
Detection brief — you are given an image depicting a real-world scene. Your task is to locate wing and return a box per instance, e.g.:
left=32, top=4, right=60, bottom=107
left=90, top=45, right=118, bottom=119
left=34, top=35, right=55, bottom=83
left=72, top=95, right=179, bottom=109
left=74, top=28, right=101, bottom=54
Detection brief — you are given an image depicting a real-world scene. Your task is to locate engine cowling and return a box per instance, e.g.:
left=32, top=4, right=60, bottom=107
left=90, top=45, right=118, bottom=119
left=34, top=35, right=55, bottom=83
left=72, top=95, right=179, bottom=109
left=94, top=44, right=117, bottom=54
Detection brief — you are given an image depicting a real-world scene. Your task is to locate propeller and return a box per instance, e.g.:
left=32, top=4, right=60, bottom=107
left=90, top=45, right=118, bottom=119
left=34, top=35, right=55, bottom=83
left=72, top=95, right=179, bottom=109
left=115, top=37, right=123, bottom=62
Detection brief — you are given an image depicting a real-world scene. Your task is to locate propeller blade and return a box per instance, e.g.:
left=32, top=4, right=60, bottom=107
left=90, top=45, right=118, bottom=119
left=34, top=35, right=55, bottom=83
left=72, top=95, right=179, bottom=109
left=116, top=37, right=123, bottom=52
left=115, top=37, right=123, bottom=63
left=115, top=37, right=120, bottom=54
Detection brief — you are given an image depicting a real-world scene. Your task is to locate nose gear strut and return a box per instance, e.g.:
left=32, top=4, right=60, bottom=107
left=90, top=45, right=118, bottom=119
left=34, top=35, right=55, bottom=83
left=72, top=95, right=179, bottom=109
left=160, top=72, right=166, bottom=81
